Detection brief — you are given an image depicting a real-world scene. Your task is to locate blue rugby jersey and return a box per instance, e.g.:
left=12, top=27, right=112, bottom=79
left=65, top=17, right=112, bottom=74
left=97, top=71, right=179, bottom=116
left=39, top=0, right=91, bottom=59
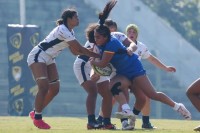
left=98, top=36, right=145, bottom=79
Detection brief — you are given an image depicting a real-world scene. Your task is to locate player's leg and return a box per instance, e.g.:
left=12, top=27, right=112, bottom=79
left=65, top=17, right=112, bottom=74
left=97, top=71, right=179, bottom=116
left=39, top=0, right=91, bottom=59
left=186, top=78, right=200, bottom=131
left=116, top=76, right=134, bottom=130
left=186, top=78, right=200, bottom=112
left=29, top=62, right=51, bottom=129
left=133, top=75, right=191, bottom=120
left=110, top=75, right=133, bottom=118
left=141, top=97, right=156, bottom=129
left=110, top=75, right=134, bottom=130
left=129, top=82, right=146, bottom=128
left=73, top=61, right=101, bottom=129
left=81, top=79, right=100, bottom=129
left=43, top=63, right=60, bottom=109
left=29, top=63, right=59, bottom=119
left=97, top=79, right=115, bottom=129
left=96, top=95, right=116, bottom=125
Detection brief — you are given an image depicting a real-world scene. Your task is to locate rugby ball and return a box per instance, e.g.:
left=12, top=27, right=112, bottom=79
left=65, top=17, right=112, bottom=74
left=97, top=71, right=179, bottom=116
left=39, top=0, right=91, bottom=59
left=92, top=64, right=112, bottom=76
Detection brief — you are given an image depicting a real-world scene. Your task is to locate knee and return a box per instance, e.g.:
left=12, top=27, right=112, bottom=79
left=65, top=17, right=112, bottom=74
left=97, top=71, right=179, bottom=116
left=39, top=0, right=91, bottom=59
left=37, top=78, right=49, bottom=94
left=186, top=90, right=190, bottom=98
left=49, top=79, right=60, bottom=96
left=149, top=92, right=164, bottom=101
left=110, top=82, right=122, bottom=96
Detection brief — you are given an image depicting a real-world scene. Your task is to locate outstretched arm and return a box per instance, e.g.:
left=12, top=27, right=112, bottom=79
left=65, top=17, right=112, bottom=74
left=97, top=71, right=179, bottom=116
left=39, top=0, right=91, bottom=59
left=147, top=54, right=176, bottom=72
left=68, top=39, right=100, bottom=58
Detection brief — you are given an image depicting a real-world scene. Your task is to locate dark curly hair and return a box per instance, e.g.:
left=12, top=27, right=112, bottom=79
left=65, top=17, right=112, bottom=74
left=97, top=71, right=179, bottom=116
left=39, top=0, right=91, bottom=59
left=56, top=8, right=77, bottom=27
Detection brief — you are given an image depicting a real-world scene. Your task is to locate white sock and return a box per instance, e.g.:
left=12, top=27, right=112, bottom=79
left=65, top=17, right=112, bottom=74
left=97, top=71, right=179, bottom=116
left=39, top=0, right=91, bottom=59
left=173, top=102, right=180, bottom=111
left=122, top=104, right=131, bottom=111
left=35, top=111, right=42, bottom=114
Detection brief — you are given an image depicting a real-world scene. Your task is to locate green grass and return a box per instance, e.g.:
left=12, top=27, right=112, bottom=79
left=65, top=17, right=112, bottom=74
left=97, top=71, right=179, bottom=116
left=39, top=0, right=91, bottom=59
left=0, top=116, right=199, bottom=133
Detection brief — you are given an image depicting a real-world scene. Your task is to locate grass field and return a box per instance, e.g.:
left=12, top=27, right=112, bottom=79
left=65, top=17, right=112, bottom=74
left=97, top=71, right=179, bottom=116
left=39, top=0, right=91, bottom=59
left=0, top=116, right=199, bottom=133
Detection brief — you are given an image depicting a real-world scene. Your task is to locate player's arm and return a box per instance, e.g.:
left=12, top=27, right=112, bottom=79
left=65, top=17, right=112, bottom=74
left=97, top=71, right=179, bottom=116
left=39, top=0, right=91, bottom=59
left=122, top=38, right=137, bottom=54
left=147, top=54, right=176, bottom=72
left=122, top=38, right=132, bottom=47
left=67, top=39, right=100, bottom=58
left=90, top=51, right=114, bottom=68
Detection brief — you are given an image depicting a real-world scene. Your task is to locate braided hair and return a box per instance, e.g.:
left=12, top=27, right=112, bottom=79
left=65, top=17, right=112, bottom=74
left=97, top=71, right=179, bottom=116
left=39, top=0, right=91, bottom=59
left=95, top=0, right=117, bottom=42
left=86, top=0, right=117, bottom=43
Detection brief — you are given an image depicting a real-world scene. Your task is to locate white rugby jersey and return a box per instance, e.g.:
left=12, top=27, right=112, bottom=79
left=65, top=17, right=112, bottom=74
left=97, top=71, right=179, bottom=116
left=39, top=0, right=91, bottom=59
left=111, top=32, right=127, bottom=42
left=112, top=32, right=151, bottom=60
left=84, top=41, right=99, bottom=53
left=38, top=24, right=76, bottom=58
left=134, top=41, right=151, bottom=60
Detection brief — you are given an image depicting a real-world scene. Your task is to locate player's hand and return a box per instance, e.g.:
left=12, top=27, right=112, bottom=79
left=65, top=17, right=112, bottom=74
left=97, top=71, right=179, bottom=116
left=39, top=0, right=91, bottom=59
left=90, top=69, right=100, bottom=82
left=165, top=66, right=176, bottom=72
left=126, top=47, right=134, bottom=56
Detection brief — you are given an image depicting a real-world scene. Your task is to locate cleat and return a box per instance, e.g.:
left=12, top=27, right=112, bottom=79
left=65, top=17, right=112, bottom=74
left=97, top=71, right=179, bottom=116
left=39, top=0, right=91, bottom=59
left=194, top=125, right=200, bottom=131
left=29, top=111, right=35, bottom=120
left=122, top=120, right=134, bottom=130
left=142, top=123, right=157, bottom=129
left=33, top=119, right=51, bottom=129
left=115, top=110, right=135, bottom=119
left=177, top=103, right=192, bottom=120
left=103, top=123, right=116, bottom=130
left=87, top=122, right=102, bottom=130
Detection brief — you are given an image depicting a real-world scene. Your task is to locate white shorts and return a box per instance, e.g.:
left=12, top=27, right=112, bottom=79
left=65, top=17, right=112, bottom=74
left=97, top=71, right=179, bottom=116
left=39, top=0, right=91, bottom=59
left=109, top=64, right=117, bottom=79
left=73, top=58, right=109, bottom=85
left=27, top=46, right=55, bottom=66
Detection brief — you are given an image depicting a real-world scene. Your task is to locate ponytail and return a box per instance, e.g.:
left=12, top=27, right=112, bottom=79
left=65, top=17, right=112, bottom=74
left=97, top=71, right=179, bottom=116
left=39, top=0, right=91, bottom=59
left=98, top=0, right=117, bottom=26
left=56, top=19, right=64, bottom=26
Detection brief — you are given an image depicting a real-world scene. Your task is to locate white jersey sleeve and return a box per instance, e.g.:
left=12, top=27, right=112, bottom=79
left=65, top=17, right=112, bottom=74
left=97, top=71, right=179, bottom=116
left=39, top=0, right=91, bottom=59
left=84, top=41, right=100, bottom=54
left=134, top=41, right=151, bottom=60
left=38, top=24, right=76, bottom=58
left=111, top=32, right=127, bottom=43
left=57, top=24, right=76, bottom=42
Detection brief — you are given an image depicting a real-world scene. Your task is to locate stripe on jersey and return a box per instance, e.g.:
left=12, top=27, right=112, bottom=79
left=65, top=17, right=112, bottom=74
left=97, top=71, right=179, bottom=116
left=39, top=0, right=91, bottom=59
left=34, top=49, right=42, bottom=62
left=78, top=55, right=89, bottom=62
left=39, top=38, right=63, bottom=51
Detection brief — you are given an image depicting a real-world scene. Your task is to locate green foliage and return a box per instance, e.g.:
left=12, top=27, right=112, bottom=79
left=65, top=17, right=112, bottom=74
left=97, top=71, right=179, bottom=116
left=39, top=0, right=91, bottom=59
left=141, top=0, right=200, bottom=50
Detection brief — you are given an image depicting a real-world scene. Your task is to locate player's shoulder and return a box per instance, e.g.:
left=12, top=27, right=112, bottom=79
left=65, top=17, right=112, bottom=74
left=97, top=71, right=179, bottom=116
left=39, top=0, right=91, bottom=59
left=110, top=36, right=121, bottom=44
left=111, top=31, right=125, bottom=35
left=57, top=24, right=75, bottom=40
left=111, top=32, right=126, bottom=38
left=58, top=24, right=74, bottom=35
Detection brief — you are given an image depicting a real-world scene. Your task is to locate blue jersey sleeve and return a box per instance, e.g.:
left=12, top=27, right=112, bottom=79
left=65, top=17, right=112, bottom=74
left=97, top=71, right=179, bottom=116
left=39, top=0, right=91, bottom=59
left=104, top=37, right=126, bottom=54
